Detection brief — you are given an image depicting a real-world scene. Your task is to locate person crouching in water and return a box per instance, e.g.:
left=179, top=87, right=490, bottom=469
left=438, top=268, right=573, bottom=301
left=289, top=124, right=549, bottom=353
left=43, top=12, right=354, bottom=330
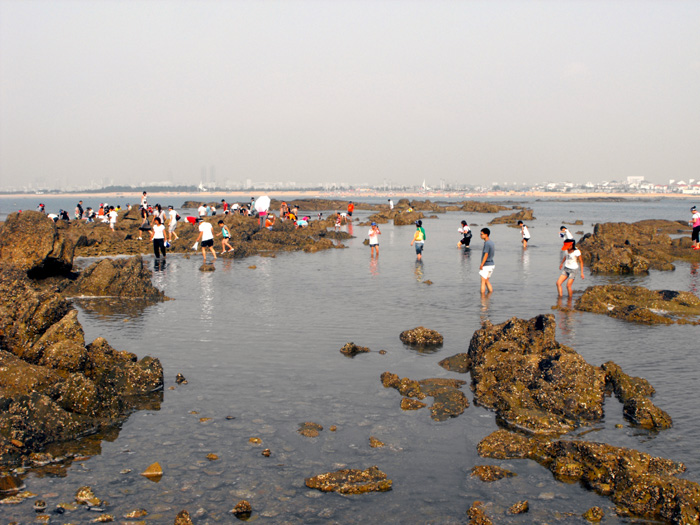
left=458, top=220, right=472, bottom=248
left=150, top=217, right=166, bottom=259
left=217, top=220, right=234, bottom=254
left=557, top=239, right=584, bottom=296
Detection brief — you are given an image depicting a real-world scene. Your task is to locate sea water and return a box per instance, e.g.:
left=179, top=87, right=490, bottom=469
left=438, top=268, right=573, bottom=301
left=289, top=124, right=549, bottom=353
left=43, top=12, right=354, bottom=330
left=1, top=197, right=699, bottom=523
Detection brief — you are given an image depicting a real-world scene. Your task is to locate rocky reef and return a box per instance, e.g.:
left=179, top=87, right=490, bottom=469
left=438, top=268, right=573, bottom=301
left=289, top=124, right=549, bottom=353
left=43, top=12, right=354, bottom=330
left=399, top=326, right=444, bottom=349
left=488, top=207, right=535, bottom=225
left=576, top=284, right=700, bottom=325
left=578, top=220, right=697, bottom=274
left=478, top=429, right=700, bottom=524
left=305, top=466, right=392, bottom=494
left=381, top=372, right=469, bottom=421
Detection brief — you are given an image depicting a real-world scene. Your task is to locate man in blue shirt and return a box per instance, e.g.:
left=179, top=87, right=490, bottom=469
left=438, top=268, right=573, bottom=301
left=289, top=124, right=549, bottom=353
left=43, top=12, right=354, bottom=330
left=479, top=228, right=495, bottom=295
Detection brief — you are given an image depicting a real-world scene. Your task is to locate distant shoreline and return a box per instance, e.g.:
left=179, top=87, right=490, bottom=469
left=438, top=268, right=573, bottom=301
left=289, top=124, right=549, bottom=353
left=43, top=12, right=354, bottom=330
left=1, top=190, right=697, bottom=201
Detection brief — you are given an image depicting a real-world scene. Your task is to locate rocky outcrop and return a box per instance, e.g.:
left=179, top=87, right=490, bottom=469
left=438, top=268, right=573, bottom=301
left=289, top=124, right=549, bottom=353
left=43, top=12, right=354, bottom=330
left=578, top=220, right=697, bottom=274
left=488, top=208, right=535, bottom=225
left=380, top=372, right=469, bottom=421
left=339, top=342, right=370, bottom=357
left=62, top=256, right=168, bottom=302
left=0, top=263, right=163, bottom=468
left=576, top=285, right=700, bottom=325
left=467, top=315, right=606, bottom=434
left=0, top=211, right=75, bottom=278
left=305, top=466, right=392, bottom=494
left=393, top=211, right=425, bottom=226
left=478, top=429, right=700, bottom=524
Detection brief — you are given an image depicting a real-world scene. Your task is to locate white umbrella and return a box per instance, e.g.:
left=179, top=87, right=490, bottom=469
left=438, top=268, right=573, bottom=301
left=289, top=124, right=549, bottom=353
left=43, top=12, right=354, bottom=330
left=254, top=195, right=271, bottom=214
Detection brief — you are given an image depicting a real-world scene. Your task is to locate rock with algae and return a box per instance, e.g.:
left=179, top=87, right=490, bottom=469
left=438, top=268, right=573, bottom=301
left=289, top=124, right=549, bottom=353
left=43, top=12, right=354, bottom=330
left=305, top=466, right=392, bottom=494
left=399, top=326, right=444, bottom=348
left=381, top=372, right=468, bottom=421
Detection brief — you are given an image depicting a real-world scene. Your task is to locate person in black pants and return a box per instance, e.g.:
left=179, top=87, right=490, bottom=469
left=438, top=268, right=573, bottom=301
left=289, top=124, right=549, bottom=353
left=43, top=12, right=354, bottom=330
left=150, top=217, right=167, bottom=259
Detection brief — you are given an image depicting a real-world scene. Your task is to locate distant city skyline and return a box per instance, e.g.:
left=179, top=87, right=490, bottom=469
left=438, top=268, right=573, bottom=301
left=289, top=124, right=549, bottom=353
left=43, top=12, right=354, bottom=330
left=1, top=1, right=699, bottom=191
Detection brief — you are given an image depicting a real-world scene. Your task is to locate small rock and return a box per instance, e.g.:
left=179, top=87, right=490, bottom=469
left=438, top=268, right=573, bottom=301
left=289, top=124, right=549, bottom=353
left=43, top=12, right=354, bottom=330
left=369, top=436, right=385, bottom=448
left=339, top=342, right=370, bottom=357
left=175, top=373, right=188, bottom=384
left=467, top=501, right=493, bottom=524
left=262, top=449, right=271, bottom=457
left=378, top=350, right=387, bottom=355
left=123, top=509, right=148, bottom=519
left=305, top=466, right=392, bottom=494
left=422, top=280, right=433, bottom=285
left=508, top=500, right=529, bottom=514
left=249, top=437, right=262, bottom=445
left=140, top=462, right=163, bottom=481
left=75, top=486, right=101, bottom=506
left=582, top=506, right=604, bottom=522
left=206, top=453, right=219, bottom=461
left=329, top=425, right=337, bottom=432
left=199, top=417, right=212, bottom=423
left=174, top=510, right=193, bottom=525
left=0, top=475, right=24, bottom=493
left=470, top=465, right=516, bottom=482
left=298, top=422, right=323, bottom=437
left=91, top=515, right=114, bottom=523
left=231, top=500, right=252, bottom=519
left=34, top=499, right=47, bottom=512
left=248, top=265, right=257, bottom=269
left=399, top=326, right=443, bottom=347
left=400, top=397, right=427, bottom=410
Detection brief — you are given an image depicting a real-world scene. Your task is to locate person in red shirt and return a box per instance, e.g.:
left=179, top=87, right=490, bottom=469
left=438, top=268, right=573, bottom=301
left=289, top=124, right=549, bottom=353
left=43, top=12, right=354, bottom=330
left=347, top=201, right=355, bottom=219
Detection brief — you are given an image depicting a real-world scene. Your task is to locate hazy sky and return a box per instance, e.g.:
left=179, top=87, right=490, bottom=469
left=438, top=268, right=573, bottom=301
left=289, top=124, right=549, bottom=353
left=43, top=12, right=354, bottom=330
left=1, top=1, right=699, bottom=190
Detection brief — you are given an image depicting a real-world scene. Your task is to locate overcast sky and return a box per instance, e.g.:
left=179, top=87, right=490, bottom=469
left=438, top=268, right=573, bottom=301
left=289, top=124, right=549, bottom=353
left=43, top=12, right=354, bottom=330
left=1, top=0, right=699, bottom=190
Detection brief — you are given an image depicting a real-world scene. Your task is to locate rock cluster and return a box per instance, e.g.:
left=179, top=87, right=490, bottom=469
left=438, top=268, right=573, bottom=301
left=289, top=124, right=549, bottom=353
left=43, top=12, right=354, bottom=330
left=381, top=372, right=468, bottom=421
left=488, top=208, right=535, bottom=225
left=576, top=284, right=700, bottom=325
left=305, top=466, right=392, bottom=494
left=478, top=429, right=700, bottom=524
left=470, top=465, right=516, bottom=482
left=578, top=220, right=696, bottom=274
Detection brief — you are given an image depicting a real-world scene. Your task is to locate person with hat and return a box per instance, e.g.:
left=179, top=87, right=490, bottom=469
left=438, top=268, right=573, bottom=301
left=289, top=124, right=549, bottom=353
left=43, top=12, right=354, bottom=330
left=411, top=221, right=425, bottom=261
left=557, top=239, right=584, bottom=296
left=368, top=222, right=381, bottom=257
left=690, top=206, right=700, bottom=250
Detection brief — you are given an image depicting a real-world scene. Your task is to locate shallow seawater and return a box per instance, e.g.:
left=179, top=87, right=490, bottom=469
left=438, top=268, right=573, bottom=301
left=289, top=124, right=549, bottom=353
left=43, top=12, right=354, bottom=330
left=3, top=199, right=699, bottom=523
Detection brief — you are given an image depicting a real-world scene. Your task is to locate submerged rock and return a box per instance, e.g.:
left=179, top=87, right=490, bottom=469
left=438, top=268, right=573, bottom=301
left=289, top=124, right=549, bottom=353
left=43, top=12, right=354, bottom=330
left=576, top=284, right=700, bottom=324
left=582, top=506, right=604, bottom=522
left=339, top=342, right=370, bottom=357
left=381, top=372, right=468, bottom=421
left=508, top=500, right=529, bottom=514
left=470, top=465, right=516, bottom=482
left=174, top=510, right=193, bottom=525
left=305, top=466, right=392, bottom=494
left=478, top=429, right=700, bottom=524
left=231, top=500, right=252, bottom=518
left=488, top=208, right=535, bottom=225
left=399, top=326, right=444, bottom=348
left=467, top=501, right=493, bottom=525
left=298, top=422, right=323, bottom=437
left=438, top=353, right=471, bottom=373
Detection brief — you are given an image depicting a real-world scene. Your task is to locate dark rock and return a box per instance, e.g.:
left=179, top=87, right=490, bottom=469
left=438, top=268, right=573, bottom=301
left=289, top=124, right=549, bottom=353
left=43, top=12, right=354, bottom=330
left=399, top=326, right=444, bottom=348
left=231, top=500, right=252, bottom=518
left=623, top=395, right=673, bottom=430
left=470, top=465, right=516, bottom=482
left=200, top=263, right=215, bottom=271
left=576, top=284, right=700, bottom=324
left=0, top=211, right=75, bottom=278
left=381, top=372, right=468, bottom=421
left=489, top=208, right=535, bottom=225
left=174, top=510, right=193, bottom=525
left=478, top=429, right=700, bottom=524
left=305, top=466, right=392, bottom=494
left=339, top=342, right=370, bottom=357
left=394, top=211, right=425, bottom=226
left=467, top=315, right=606, bottom=434
left=63, top=257, right=167, bottom=302
left=438, top=353, right=472, bottom=373
left=175, top=373, right=188, bottom=385
left=602, top=361, right=655, bottom=401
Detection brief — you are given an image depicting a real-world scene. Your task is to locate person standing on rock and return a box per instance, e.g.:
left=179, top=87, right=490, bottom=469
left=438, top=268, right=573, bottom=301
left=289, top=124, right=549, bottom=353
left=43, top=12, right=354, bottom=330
left=150, top=217, right=167, bottom=259
left=168, top=205, right=179, bottom=242
left=108, top=206, right=118, bottom=232
left=518, top=220, right=530, bottom=248
left=388, top=199, right=394, bottom=210
left=479, top=228, right=495, bottom=295
left=75, top=201, right=84, bottom=220
left=557, top=239, right=584, bottom=296
left=141, top=191, right=148, bottom=209
left=368, top=222, right=381, bottom=256
left=690, top=206, right=700, bottom=250
left=217, top=220, right=234, bottom=254
left=195, top=219, right=217, bottom=263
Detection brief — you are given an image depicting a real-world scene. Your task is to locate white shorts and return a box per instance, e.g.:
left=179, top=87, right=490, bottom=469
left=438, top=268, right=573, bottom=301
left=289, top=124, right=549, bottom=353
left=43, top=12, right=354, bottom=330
left=479, top=265, right=495, bottom=279
left=169, top=222, right=177, bottom=232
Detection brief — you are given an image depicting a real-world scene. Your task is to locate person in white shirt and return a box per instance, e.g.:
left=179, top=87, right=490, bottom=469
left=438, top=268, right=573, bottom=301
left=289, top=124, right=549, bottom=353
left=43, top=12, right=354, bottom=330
left=168, top=206, right=179, bottom=241
left=368, top=222, right=381, bottom=257
left=557, top=239, right=584, bottom=296
left=108, top=206, right=118, bottom=231
left=518, top=220, right=530, bottom=248
left=150, top=217, right=167, bottom=258
left=195, top=220, right=217, bottom=262
left=198, top=205, right=207, bottom=218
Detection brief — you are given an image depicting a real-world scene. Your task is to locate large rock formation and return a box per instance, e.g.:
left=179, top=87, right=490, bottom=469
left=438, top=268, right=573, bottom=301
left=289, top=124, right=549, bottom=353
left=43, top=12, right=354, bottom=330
left=0, top=263, right=163, bottom=468
left=0, top=211, right=75, bottom=278
left=488, top=208, right=535, bottom=225
left=467, top=315, right=606, bottom=434
left=478, top=429, right=700, bottom=524
left=62, top=256, right=168, bottom=302
left=576, top=284, right=700, bottom=325
left=578, top=220, right=696, bottom=274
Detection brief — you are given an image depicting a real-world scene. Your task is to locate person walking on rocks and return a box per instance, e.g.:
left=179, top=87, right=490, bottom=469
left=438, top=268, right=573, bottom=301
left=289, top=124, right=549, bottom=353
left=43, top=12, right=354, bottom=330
left=150, top=217, right=167, bottom=259
left=108, top=206, right=118, bottom=232
left=557, top=239, right=584, bottom=296
left=217, top=220, right=234, bottom=254
left=195, top=219, right=217, bottom=263
left=479, top=228, right=495, bottom=295
left=368, top=222, right=381, bottom=256
left=690, top=206, right=700, bottom=250
left=168, top=205, right=179, bottom=242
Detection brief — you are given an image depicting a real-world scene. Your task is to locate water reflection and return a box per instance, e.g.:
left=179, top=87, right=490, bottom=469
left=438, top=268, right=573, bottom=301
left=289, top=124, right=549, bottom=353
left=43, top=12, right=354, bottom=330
left=73, top=298, right=152, bottom=319
left=556, top=295, right=576, bottom=340
left=198, top=268, right=215, bottom=329
left=480, top=293, right=491, bottom=322
left=369, top=255, right=379, bottom=277
left=414, top=260, right=424, bottom=281
left=691, top=262, right=699, bottom=294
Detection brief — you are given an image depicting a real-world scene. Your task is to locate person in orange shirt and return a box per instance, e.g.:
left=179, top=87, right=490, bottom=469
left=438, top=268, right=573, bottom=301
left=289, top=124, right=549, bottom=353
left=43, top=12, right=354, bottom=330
left=347, top=201, right=354, bottom=220
left=265, top=214, right=276, bottom=230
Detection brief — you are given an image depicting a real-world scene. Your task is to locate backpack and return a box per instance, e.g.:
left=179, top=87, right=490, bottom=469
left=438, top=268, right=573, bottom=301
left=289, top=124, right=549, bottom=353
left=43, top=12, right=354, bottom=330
left=176, top=213, right=181, bottom=221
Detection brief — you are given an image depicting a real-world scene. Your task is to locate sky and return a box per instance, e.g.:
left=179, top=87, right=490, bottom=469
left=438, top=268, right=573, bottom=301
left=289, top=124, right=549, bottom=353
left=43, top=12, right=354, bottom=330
left=1, top=0, right=699, bottom=191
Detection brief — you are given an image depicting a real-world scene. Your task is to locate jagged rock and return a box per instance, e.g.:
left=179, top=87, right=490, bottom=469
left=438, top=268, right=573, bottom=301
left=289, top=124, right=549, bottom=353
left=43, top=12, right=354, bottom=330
left=174, top=510, right=193, bottom=525
left=576, top=284, right=700, bottom=324
left=394, top=211, right=425, bottom=226
left=339, top=342, right=370, bottom=357
left=623, top=396, right=673, bottom=430
left=298, top=422, right=323, bottom=437
left=400, top=398, right=426, bottom=410
left=75, top=486, right=101, bottom=506
left=399, top=326, right=444, bottom=348
left=467, top=315, right=606, bottom=434
left=305, top=466, right=392, bottom=494
left=478, top=429, right=700, bottom=524
left=231, top=499, right=252, bottom=518
left=369, top=436, right=385, bottom=448
left=0, top=211, right=75, bottom=277
left=467, top=501, right=493, bottom=524
left=175, top=373, right=188, bottom=385
left=578, top=220, right=697, bottom=274
left=602, top=361, right=655, bottom=401
left=582, top=507, right=604, bottom=522
left=489, top=208, right=535, bottom=225
left=63, top=257, right=167, bottom=302
left=470, top=465, right=516, bottom=482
